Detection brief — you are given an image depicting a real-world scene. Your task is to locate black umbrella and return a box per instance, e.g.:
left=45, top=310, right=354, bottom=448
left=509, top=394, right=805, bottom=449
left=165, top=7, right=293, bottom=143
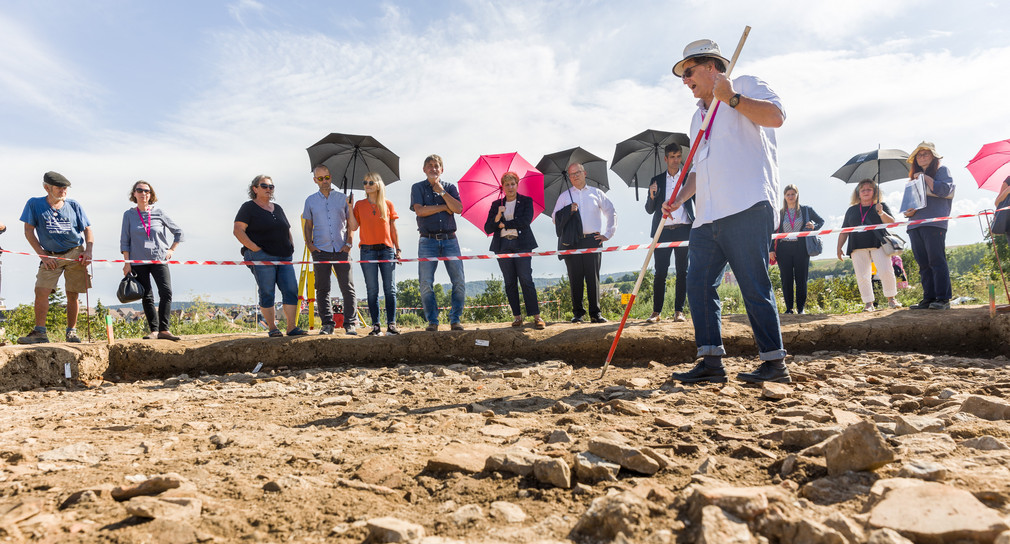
left=537, top=147, right=609, bottom=217
left=611, top=129, right=690, bottom=201
left=306, top=133, right=400, bottom=192
left=831, top=148, right=910, bottom=184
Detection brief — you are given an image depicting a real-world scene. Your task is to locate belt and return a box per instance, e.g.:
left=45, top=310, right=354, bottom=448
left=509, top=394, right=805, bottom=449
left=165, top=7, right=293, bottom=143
left=47, top=246, right=80, bottom=256
left=581, top=232, right=600, bottom=238
left=663, top=223, right=689, bottom=229
left=420, top=232, right=456, bottom=240
left=360, top=244, right=391, bottom=251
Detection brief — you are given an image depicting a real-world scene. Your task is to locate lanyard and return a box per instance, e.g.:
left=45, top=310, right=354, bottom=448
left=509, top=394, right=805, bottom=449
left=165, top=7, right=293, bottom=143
left=703, top=102, right=721, bottom=141
left=858, top=204, right=873, bottom=225
left=137, top=208, right=152, bottom=238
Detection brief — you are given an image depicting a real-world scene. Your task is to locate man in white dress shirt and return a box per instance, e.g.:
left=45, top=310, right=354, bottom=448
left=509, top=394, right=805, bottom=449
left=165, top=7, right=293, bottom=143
left=664, top=38, right=789, bottom=384
left=552, top=163, right=617, bottom=323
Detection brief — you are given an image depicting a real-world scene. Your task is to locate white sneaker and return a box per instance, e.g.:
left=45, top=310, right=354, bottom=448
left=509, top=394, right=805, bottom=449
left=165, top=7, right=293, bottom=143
left=863, top=303, right=875, bottom=312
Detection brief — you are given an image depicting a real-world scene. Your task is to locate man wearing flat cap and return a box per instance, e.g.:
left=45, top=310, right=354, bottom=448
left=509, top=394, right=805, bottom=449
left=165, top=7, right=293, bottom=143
left=18, top=171, right=94, bottom=344
left=664, top=38, right=789, bottom=384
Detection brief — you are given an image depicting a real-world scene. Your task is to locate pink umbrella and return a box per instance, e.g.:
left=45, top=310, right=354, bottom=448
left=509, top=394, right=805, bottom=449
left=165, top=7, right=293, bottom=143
left=458, top=152, right=545, bottom=236
left=967, top=139, right=1010, bottom=192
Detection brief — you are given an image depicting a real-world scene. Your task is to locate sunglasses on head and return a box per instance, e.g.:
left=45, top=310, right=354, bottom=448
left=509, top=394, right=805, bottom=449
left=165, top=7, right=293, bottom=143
left=134, top=187, right=151, bottom=194
left=315, top=175, right=331, bottom=181
left=259, top=184, right=275, bottom=189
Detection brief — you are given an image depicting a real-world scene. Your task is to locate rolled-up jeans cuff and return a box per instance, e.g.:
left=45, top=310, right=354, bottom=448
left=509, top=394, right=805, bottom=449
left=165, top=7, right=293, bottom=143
left=696, top=345, right=726, bottom=357
left=760, top=349, right=787, bottom=361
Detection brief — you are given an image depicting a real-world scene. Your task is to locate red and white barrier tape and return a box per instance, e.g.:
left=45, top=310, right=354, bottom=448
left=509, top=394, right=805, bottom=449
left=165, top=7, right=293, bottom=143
left=379, top=300, right=560, bottom=311
left=1, top=207, right=1005, bottom=266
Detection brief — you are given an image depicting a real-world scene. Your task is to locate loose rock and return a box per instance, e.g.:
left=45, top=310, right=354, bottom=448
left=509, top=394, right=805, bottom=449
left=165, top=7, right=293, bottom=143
left=823, top=421, right=896, bottom=475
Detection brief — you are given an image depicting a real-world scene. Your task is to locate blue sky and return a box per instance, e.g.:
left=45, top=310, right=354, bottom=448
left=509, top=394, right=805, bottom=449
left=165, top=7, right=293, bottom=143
left=2, top=1, right=1009, bottom=307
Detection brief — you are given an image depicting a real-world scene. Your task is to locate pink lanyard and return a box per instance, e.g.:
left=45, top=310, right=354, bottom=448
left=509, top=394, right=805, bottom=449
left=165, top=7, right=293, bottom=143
left=137, top=208, right=152, bottom=238
left=703, top=102, right=721, bottom=141
left=786, top=208, right=798, bottom=230
left=858, top=205, right=873, bottom=225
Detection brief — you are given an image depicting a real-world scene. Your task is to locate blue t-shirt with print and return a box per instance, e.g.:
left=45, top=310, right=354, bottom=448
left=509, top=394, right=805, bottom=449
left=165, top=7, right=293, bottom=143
left=20, top=197, right=90, bottom=253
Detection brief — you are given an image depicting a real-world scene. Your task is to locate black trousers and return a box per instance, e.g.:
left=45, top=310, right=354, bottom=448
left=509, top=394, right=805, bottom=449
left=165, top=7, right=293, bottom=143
left=776, top=240, right=809, bottom=312
left=653, top=225, right=690, bottom=313
left=498, top=255, right=539, bottom=317
left=312, top=250, right=356, bottom=326
left=133, top=264, right=173, bottom=331
left=564, top=235, right=603, bottom=317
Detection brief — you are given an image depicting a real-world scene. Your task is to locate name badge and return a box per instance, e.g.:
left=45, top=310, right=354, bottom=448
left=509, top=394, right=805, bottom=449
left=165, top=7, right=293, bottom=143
left=144, top=240, right=157, bottom=249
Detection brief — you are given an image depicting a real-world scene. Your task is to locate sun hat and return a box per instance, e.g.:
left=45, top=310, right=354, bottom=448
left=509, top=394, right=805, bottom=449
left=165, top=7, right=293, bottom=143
left=672, top=39, right=731, bottom=77
left=43, top=171, right=71, bottom=187
left=907, top=141, right=943, bottom=163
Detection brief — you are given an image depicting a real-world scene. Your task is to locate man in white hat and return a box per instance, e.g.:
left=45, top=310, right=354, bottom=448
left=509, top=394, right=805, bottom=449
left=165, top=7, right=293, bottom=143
left=664, top=39, right=789, bottom=384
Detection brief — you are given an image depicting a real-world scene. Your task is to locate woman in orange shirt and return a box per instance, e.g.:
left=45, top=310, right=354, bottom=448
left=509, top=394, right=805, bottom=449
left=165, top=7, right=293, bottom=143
left=348, top=172, right=401, bottom=336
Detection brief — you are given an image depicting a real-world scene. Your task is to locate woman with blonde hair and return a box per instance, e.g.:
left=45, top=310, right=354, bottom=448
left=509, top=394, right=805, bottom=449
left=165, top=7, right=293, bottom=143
left=836, top=179, right=901, bottom=312
left=902, top=141, right=955, bottom=310
left=120, top=180, right=185, bottom=340
left=349, top=172, right=401, bottom=336
left=770, top=184, right=823, bottom=314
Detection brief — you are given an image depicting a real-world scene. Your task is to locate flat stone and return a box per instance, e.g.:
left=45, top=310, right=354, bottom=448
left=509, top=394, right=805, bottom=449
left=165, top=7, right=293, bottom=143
left=489, top=501, right=526, bottom=523
left=573, top=452, right=620, bottom=483
left=897, top=461, right=948, bottom=481
left=781, top=427, right=840, bottom=449
left=761, top=382, right=792, bottom=400
left=831, top=408, right=864, bottom=426
left=533, top=457, right=571, bottom=489
left=570, top=492, right=649, bottom=542
left=588, top=438, right=660, bottom=475
left=502, top=369, right=529, bottom=378
left=823, top=512, right=866, bottom=544
left=867, top=528, right=915, bottom=543
left=426, top=444, right=497, bottom=474
left=891, top=433, right=957, bottom=456
left=366, top=517, right=425, bottom=543
left=690, top=486, right=786, bottom=521
left=450, top=504, right=483, bottom=525
left=699, top=505, right=754, bottom=544
left=960, top=435, right=1010, bottom=451
left=125, top=496, right=202, bottom=522
left=484, top=450, right=542, bottom=477
left=319, top=395, right=353, bottom=407
left=479, top=424, right=520, bottom=438
left=355, top=456, right=405, bottom=487
left=823, top=421, right=896, bottom=475
left=112, top=473, right=191, bottom=501
left=894, top=415, right=944, bottom=436
left=546, top=429, right=572, bottom=444
left=869, top=481, right=1010, bottom=543
left=959, top=395, right=1010, bottom=421
left=654, top=414, right=693, bottom=430
left=36, top=443, right=101, bottom=465
left=606, top=399, right=646, bottom=416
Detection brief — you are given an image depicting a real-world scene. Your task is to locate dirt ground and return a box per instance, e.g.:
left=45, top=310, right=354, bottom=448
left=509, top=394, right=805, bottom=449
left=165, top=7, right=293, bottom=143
left=2, top=307, right=1010, bottom=543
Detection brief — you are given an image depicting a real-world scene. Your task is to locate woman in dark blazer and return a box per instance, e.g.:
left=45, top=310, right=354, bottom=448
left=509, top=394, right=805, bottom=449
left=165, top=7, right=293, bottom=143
left=770, top=184, right=824, bottom=314
left=484, top=171, right=545, bottom=329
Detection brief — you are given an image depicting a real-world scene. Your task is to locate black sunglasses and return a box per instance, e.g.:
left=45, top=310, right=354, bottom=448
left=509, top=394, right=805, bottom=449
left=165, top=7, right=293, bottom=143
left=259, top=184, right=275, bottom=190
left=134, top=188, right=151, bottom=194
left=681, top=61, right=709, bottom=79
left=364, top=180, right=377, bottom=186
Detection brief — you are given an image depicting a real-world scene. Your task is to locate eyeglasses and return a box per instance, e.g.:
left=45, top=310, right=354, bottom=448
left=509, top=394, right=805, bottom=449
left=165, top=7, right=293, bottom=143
left=315, top=175, right=331, bottom=181
left=363, top=180, right=376, bottom=186
left=259, top=184, right=275, bottom=190
left=569, top=171, right=586, bottom=177
left=134, top=188, right=151, bottom=194
left=681, top=61, right=708, bottom=79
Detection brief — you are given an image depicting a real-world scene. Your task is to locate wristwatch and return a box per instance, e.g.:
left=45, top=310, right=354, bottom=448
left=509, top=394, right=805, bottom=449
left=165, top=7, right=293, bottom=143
left=436, top=191, right=446, bottom=197
left=728, top=93, right=741, bottom=108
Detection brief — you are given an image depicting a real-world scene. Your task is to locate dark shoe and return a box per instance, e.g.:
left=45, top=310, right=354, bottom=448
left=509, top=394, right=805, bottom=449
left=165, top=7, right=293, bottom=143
left=65, top=330, right=81, bottom=343
left=143, top=331, right=158, bottom=340
left=368, top=325, right=382, bottom=336
left=570, top=315, right=585, bottom=324
left=797, top=309, right=805, bottom=315
left=426, top=323, right=439, bottom=332
left=268, top=329, right=284, bottom=338
left=345, top=326, right=358, bottom=336
left=451, top=323, right=464, bottom=331
left=386, top=324, right=400, bottom=335
left=737, top=361, right=791, bottom=384
left=671, top=361, right=727, bottom=384
left=928, top=300, right=950, bottom=310
left=319, top=323, right=334, bottom=335
left=645, top=312, right=661, bottom=324
left=910, top=299, right=934, bottom=310
left=784, top=309, right=794, bottom=314
left=590, top=315, right=608, bottom=324
left=287, top=327, right=308, bottom=337
left=533, top=317, right=546, bottom=330
left=158, top=331, right=181, bottom=341
left=511, top=316, right=524, bottom=327
left=18, top=330, right=50, bottom=345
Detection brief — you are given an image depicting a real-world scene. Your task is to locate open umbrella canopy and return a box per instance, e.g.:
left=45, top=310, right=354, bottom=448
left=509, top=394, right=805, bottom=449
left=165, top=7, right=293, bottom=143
left=967, top=139, right=1010, bottom=192
left=458, top=152, right=545, bottom=236
left=306, top=133, right=399, bottom=192
left=611, top=129, right=690, bottom=200
left=537, top=147, right=609, bottom=217
left=831, top=148, right=910, bottom=183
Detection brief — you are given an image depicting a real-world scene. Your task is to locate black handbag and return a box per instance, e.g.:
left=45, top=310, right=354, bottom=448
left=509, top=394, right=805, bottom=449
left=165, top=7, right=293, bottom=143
left=117, top=272, right=146, bottom=303
left=992, top=194, right=1010, bottom=235
left=801, top=207, right=823, bottom=257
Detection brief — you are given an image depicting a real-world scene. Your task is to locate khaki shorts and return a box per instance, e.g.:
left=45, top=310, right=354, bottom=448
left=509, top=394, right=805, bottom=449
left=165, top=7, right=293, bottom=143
left=36, top=246, right=91, bottom=293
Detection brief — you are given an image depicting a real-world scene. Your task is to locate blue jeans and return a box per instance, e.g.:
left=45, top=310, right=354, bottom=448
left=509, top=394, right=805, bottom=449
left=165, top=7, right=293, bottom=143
left=360, top=246, right=398, bottom=326
left=908, top=226, right=951, bottom=302
left=687, top=201, right=785, bottom=360
left=247, top=249, right=298, bottom=308
left=417, top=237, right=465, bottom=325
